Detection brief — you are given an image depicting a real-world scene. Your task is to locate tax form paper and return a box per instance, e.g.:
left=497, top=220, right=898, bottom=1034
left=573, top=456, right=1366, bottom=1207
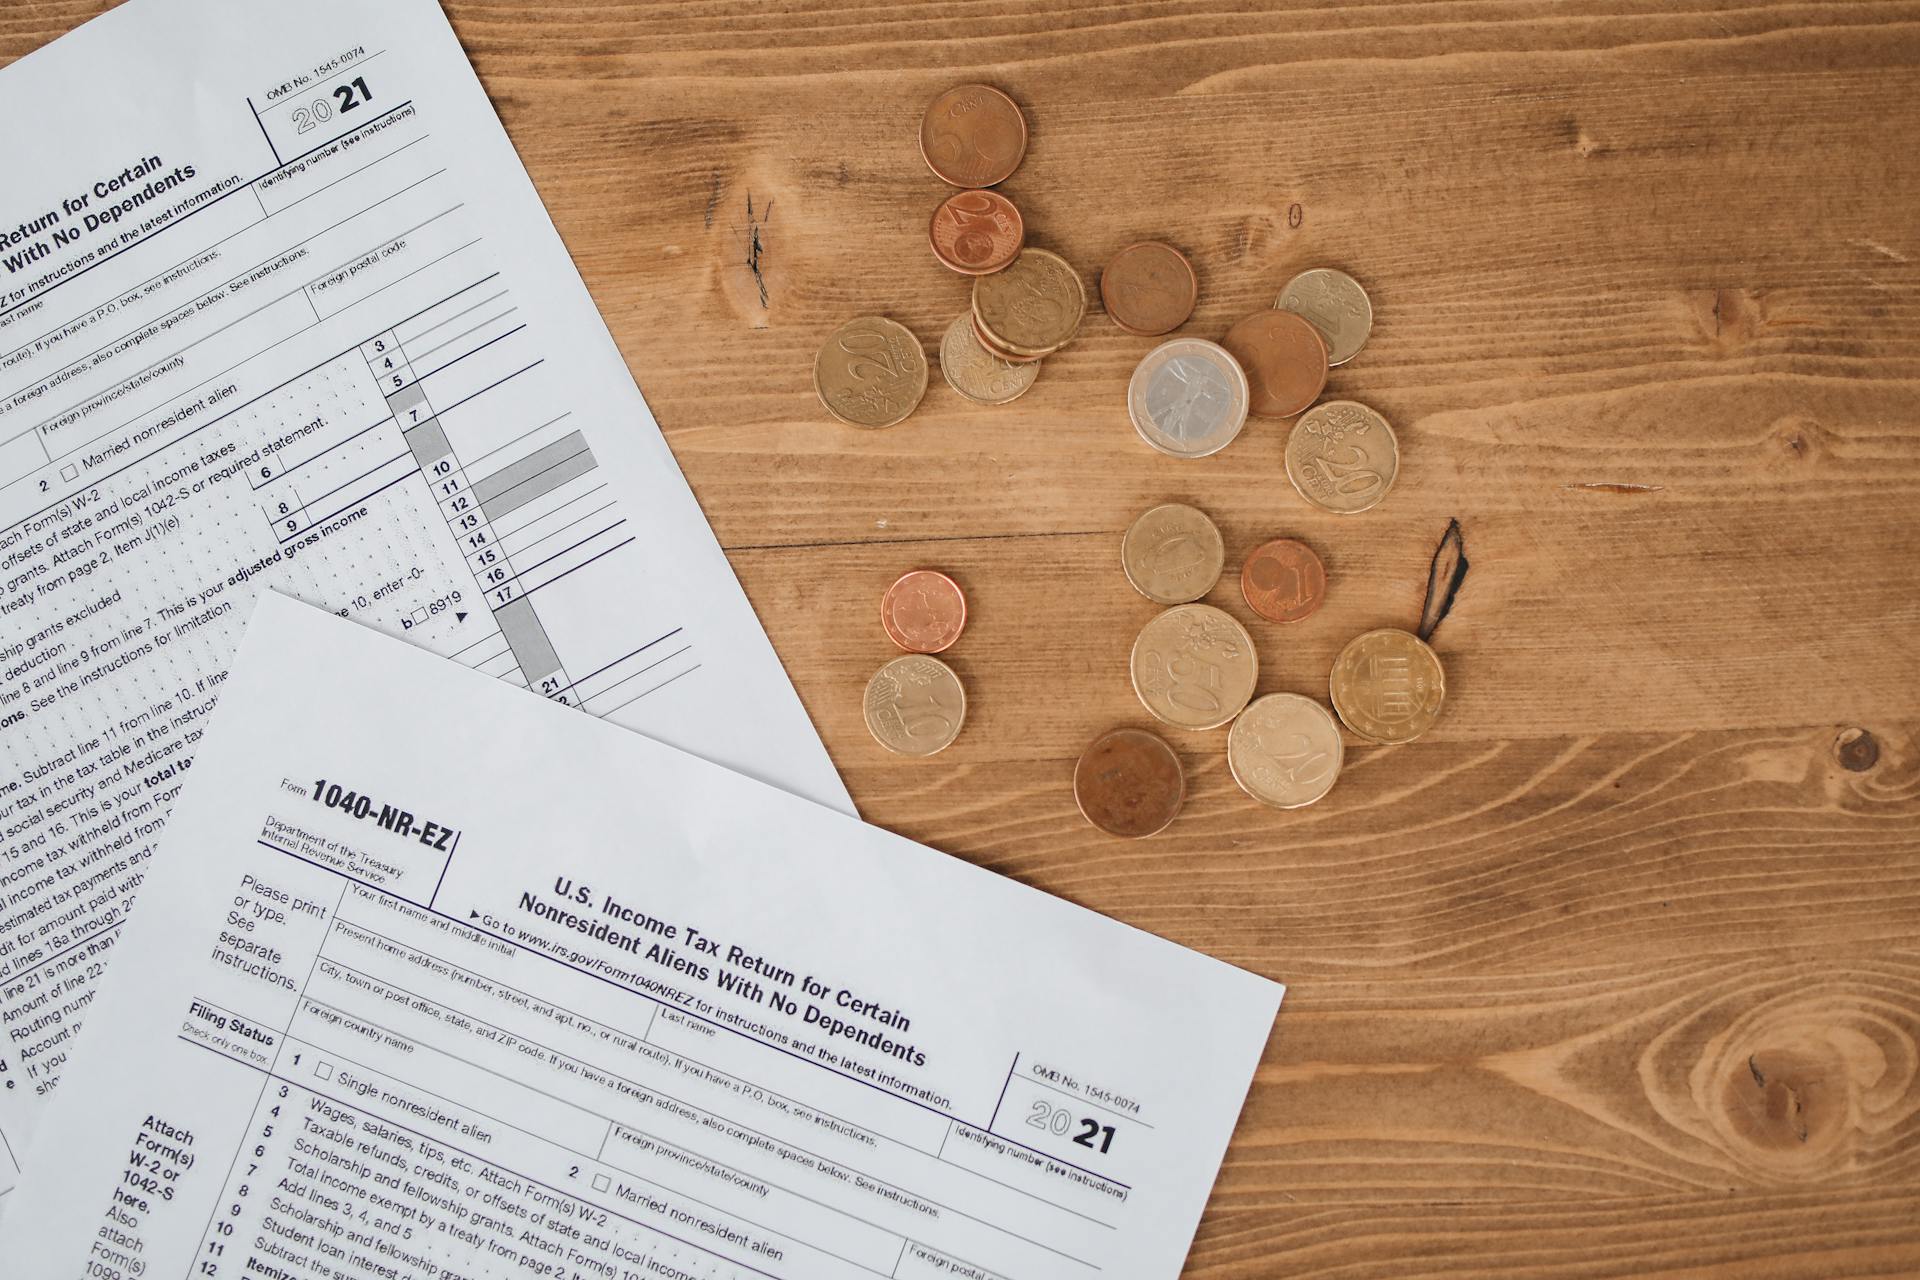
left=0, top=0, right=852, bottom=1194
left=2, top=595, right=1283, bottom=1280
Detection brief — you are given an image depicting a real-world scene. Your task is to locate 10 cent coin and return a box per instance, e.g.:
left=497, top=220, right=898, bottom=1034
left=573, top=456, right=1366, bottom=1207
left=864, top=655, right=967, bottom=756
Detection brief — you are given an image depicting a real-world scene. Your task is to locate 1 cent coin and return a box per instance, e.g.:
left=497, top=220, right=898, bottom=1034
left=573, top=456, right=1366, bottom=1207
left=1220, top=309, right=1328, bottom=418
left=1073, top=728, right=1186, bottom=838
left=1100, top=241, right=1198, bottom=336
left=919, top=84, right=1027, bottom=188
left=881, top=569, right=967, bottom=653
left=864, top=655, right=967, bottom=756
left=1329, top=628, right=1445, bottom=744
left=1129, top=603, right=1258, bottom=731
left=929, top=190, right=1024, bottom=276
left=1240, top=538, right=1326, bottom=623
left=1121, top=503, right=1224, bottom=605
left=1228, top=693, right=1344, bottom=808
left=1285, top=400, right=1399, bottom=513
left=813, top=316, right=928, bottom=429
left=1277, top=267, right=1372, bottom=366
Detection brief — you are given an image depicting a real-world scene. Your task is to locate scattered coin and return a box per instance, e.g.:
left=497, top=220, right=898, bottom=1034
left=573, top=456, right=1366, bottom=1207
left=919, top=84, right=1027, bottom=188
left=1240, top=538, right=1326, bottom=623
left=864, top=654, right=968, bottom=756
left=1220, top=309, right=1327, bottom=418
left=1073, top=727, right=1186, bottom=837
left=1100, top=241, right=1198, bottom=336
left=972, top=248, right=1086, bottom=358
left=1285, top=400, right=1400, bottom=513
left=1277, top=267, right=1372, bottom=366
left=929, top=190, right=1024, bottom=276
left=1228, top=693, right=1344, bottom=808
left=1126, top=338, right=1250, bottom=458
left=1121, top=503, right=1224, bottom=605
left=813, top=316, right=928, bottom=429
left=881, top=569, right=968, bottom=653
left=940, top=315, right=1040, bottom=404
left=1128, top=603, right=1258, bottom=730
left=1329, top=628, right=1445, bottom=744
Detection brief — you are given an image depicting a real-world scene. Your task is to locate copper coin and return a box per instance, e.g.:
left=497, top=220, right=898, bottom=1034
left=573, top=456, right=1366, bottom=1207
left=1073, top=728, right=1186, bottom=838
left=1099, top=241, right=1198, bottom=336
left=1220, top=310, right=1328, bottom=418
left=881, top=569, right=967, bottom=653
left=930, top=190, right=1024, bottom=276
left=1240, top=538, right=1327, bottom=623
left=919, top=84, right=1027, bottom=188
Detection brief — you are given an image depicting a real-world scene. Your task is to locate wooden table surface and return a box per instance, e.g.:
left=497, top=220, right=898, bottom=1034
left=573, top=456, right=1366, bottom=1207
left=11, top=1, right=1920, bottom=1275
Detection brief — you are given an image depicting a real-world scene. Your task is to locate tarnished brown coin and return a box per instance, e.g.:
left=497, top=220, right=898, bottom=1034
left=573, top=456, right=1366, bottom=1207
left=881, top=569, right=967, bottom=653
left=919, top=84, right=1027, bottom=188
left=1285, top=400, right=1399, bottom=513
left=1128, top=603, right=1258, bottom=731
left=1121, top=503, right=1224, bottom=605
left=1240, top=538, right=1326, bottom=623
left=1228, top=694, right=1344, bottom=808
left=930, top=190, right=1024, bottom=276
left=940, top=315, right=1040, bottom=404
left=1220, top=309, right=1328, bottom=418
left=1329, top=628, right=1445, bottom=744
left=1100, top=241, right=1198, bottom=336
left=1074, top=728, right=1186, bottom=838
left=1277, top=267, right=1372, bottom=366
left=1126, top=338, right=1250, bottom=458
left=813, top=316, right=928, bottom=429
left=972, top=248, right=1086, bottom=357
left=864, top=655, right=967, bottom=756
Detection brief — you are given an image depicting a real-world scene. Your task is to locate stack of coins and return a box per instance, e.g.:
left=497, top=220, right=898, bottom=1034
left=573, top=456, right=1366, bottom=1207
left=863, top=570, right=971, bottom=757
left=817, top=84, right=1096, bottom=424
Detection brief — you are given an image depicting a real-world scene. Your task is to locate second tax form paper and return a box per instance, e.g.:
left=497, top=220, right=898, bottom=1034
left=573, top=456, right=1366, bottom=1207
left=0, top=0, right=851, bottom=1193
left=2, top=595, right=1284, bottom=1280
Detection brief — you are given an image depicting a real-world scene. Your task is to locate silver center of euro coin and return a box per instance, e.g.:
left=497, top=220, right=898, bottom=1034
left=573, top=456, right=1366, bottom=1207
left=1127, top=339, right=1250, bottom=459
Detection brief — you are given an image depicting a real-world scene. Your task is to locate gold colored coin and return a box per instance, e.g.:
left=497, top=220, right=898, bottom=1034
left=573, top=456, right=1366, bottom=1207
left=1329, top=629, right=1445, bottom=744
left=972, top=248, right=1086, bottom=357
left=1277, top=267, right=1372, bottom=367
left=939, top=314, right=1040, bottom=406
left=1228, top=693, right=1344, bottom=808
left=863, top=655, right=967, bottom=756
left=1285, top=400, right=1399, bottom=514
left=813, top=316, right=929, bottom=429
left=1120, top=503, right=1224, bottom=605
left=1128, top=604, right=1258, bottom=731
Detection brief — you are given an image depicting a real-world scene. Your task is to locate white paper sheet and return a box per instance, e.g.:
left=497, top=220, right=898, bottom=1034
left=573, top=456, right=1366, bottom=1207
left=1, top=593, right=1282, bottom=1279
left=0, top=0, right=853, bottom=1195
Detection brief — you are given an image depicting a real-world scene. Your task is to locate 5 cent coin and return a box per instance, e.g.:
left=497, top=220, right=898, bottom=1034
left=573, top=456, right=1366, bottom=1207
left=1121, top=503, right=1224, bottom=605
left=1129, top=603, right=1258, bottom=731
left=1073, top=728, right=1186, bottom=837
left=1220, top=309, right=1328, bottom=418
left=1228, top=693, right=1344, bottom=808
left=881, top=569, right=967, bottom=653
left=919, top=84, right=1027, bottom=188
left=864, top=655, right=967, bottom=756
left=814, top=316, right=928, bottom=429
left=1329, top=628, right=1445, bottom=744
left=1100, top=241, right=1198, bottom=336
left=1240, top=538, right=1326, bottom=623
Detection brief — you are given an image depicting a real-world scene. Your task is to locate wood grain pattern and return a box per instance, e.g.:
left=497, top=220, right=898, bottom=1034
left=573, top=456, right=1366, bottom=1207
left=7, top=1, right=1920, bottom=1274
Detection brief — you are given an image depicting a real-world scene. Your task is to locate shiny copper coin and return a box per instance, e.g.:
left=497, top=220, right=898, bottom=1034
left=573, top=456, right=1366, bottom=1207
left=930, top=190, right=1024, bottom=276
left=919, top=84, right=1027, bottom=188
left=881, top=569, right=968, bottom=653
left=1099, top=241, right=1198, bottom=336
left=1240, top=538, right=1327, bottom=623
left=1073, top=728, right=1186, bottom=838
left=1220, top=309, right=1328, bottom=418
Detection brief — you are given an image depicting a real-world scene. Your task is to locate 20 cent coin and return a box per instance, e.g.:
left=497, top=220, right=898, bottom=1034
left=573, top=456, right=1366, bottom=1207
left=1285, top=400, right=1399, bottom=513
left=1277, top=267, right=1372, bottom=366
left=814, top=316, right=928, bottom=429
left=1228, top=693, right=1344, bottom=808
